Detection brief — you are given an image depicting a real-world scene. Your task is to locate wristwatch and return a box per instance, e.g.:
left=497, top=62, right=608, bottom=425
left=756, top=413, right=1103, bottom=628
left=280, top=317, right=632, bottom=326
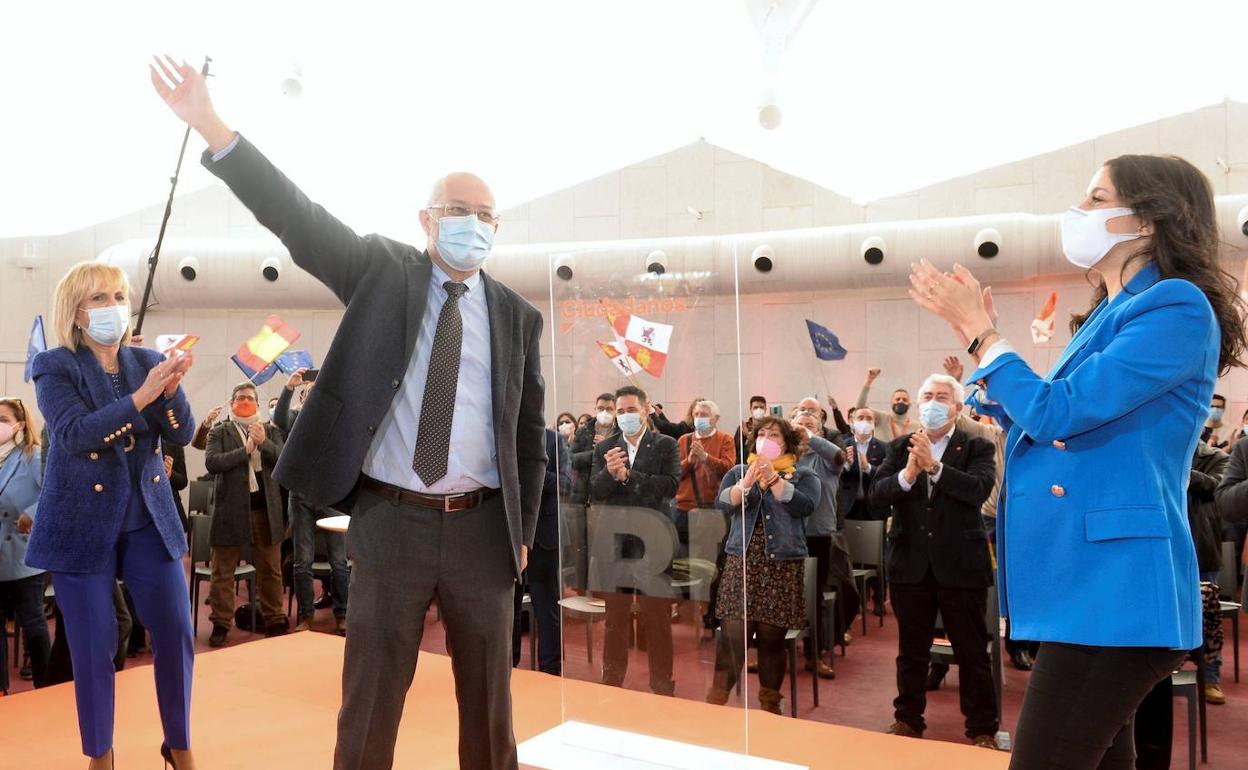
left=966, top=327, right=1000, bottom=357
left=927, top=461, right=942, bottom=477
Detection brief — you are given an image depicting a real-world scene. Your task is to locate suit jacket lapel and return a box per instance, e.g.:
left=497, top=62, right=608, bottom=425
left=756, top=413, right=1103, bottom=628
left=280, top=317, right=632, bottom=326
left=403, top=251, right=433, bottom=365
left=481, top=271, right=510, bottom=431
left=75, top=346, right=115, bottom=412
left=0, top=454, right=22, bottom=503
left=632, top=431, right=655, bottom=470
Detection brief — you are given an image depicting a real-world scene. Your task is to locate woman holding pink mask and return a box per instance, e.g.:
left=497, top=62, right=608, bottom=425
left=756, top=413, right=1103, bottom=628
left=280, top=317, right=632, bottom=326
left=706, top=416, right=819, bottom=715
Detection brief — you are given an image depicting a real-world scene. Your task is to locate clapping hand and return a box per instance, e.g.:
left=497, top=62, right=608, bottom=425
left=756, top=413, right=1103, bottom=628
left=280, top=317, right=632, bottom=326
left=909, top=431, right=935, bottom=471
left=163, top=455, right=175, bottom=477
left=909, top=261, right=998, bottom=346
left=162, top=352, right=194, bottom=398
left=245, top=422, right=266, bottom=453
left=690, top=439, right=708, bottom=464
left=605, top=447, right=629, bottom=482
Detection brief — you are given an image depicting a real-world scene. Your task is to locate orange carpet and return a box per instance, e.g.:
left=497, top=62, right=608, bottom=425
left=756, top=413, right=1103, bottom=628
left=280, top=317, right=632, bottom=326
left=0, top=633, right=1009, bottom=769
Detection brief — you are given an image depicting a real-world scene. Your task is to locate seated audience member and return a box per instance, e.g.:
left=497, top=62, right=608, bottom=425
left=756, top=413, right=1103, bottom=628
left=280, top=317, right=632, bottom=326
left=707, top=416, right=818, bottom=714
left=274, top=368, right=350, bottom=634
left=570, top=392, right=618, bottom=505
left=204, top=383, right=287, bottom=646
left=733, top=395, right=770, bottom=463
left=512, top=427, right=569, bottom=675
left=792, top=411, right=845, bottom=678
left=591, top=386, right=681, bottom=696
left=190, top=404, right=224, bottom=451
left=869, top=374, right=1000, bottom=749
left=1202, top=393, right=1235, bottom=452
left=856, top=367, right=916, bottom=441
left=0, top=397, right=50, bottom=692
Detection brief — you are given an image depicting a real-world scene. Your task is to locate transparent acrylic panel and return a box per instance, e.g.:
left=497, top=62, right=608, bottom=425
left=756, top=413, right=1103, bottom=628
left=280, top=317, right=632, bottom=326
left=525, top=236, right=759, bottom=767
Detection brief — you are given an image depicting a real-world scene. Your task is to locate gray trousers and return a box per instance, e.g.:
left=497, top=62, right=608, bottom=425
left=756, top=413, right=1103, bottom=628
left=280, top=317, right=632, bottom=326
left=334, top=488, right=518, bottom=770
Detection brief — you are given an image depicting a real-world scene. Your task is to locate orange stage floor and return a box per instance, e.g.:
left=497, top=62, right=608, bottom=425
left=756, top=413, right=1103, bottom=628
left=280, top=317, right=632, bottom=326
left=0, top=633, right=1009, bottom=769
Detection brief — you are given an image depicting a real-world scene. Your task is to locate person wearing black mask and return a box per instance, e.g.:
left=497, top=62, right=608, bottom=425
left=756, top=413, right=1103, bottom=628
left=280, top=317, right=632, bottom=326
left=855, top=368, right=917, bottom=441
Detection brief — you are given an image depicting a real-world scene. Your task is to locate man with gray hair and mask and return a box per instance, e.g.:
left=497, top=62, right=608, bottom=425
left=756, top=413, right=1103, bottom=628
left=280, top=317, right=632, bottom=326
left=869, top=373, right=999, bottom=749
left=153, top=58, right=545, bottom=770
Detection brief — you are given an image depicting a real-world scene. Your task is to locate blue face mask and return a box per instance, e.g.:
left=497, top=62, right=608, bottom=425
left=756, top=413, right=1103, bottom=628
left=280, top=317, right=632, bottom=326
left=694, top=416, right=713, bottom=433
left=83, top=304, right=130, bottom=346
left=434, top=214, right=495, bottom=271
left=617, top=412, right=643, bottom=436
left=919, top=401, right=951, bottom=432
left=1210, top=407, right=1225, bottom=422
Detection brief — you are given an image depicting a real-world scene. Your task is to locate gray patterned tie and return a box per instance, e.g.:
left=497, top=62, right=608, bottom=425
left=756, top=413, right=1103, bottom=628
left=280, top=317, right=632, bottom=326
left=412, top=281, right=469, bottom=486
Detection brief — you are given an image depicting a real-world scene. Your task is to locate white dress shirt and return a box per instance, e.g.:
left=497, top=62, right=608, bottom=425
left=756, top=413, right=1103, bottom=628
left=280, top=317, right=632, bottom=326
left=362, top=263, right=498, bottom=493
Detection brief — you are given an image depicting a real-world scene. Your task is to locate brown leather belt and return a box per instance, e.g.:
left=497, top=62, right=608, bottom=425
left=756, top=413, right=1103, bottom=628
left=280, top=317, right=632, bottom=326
left=361, top=475, right=499, bottom=512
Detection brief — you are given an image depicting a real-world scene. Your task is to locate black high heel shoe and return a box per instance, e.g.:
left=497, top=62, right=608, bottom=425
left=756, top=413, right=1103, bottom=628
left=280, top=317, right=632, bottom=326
left=160, top=744, right=178, bottom=769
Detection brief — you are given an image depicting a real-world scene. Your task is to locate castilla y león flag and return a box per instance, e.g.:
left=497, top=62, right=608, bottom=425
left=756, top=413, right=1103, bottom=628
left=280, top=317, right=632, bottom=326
left=605, top=308, right=673, bottom=378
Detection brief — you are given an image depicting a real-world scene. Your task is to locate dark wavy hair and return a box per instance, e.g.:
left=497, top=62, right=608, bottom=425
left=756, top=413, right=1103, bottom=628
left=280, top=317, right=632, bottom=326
left=1070, top=155, right=1247, bottom=374
left=749, top=415, right=802, bottom=456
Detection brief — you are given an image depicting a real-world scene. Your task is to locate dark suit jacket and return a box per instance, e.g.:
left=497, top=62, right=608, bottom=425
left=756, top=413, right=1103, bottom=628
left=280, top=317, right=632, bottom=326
left=203, top=135, right=546, bottom=577
left=204, top=420, right=285, bottom=548
left=534, top=428, right=571, bottom=551
left=869, top=429, right=996, bottom=589
left=590, top=430, right=680, bottom=512
left=163, top=441, right=189, bottom=530
left=836, top=435, right=890, bottom=519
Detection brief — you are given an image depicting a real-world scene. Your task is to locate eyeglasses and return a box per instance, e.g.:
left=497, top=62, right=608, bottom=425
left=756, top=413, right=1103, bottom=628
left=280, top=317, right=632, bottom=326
left=426, top=204, right=500, bottom=227
left=233, top=394, right=257, bottom=402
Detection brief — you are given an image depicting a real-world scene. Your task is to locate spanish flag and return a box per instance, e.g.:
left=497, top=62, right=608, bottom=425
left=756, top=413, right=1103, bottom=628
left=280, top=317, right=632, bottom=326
left=232, top=315, right=301, bottom=380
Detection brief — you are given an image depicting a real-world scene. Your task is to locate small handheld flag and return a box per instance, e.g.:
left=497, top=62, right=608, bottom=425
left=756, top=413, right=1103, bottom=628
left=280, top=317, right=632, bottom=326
left=155, top=334, right=200, bottom=357
left=274, top=349, right=315, bottom=375
left=1031, top=292, right=1058, bottom=344
left=23, top=316, right=46, bottom=383
left=232, top=315, right=301, bottom=384
left=805, top=320, right=847, bottom=361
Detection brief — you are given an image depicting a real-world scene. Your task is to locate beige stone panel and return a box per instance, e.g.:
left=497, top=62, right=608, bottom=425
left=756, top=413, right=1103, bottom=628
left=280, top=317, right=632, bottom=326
left=664, top=142, right=716, bottom=216
left=619, top=166, right=668, bottom=239
left=812, top=187, right=866, bottom=227
left=762, top=206, right=814, bottom=232
left=1093, top=121, right=1160, bottom=166
left=973, top=185, right=1035, bottom=215
left=975, top=159, right=1034, bottom=190
left=528, top=188, right=577, bottom=244
left=865, top=194, right=919, bottom=223
left=712, top=162, right=763, bottom=235
left=762, top=167, right=815, bottom=209
left=573, top=172, right=621, bottom=219
left=918, top=177, right=975, bottom=219
left=1033, top=142, right=1097, bottom=214
left=572, top=216, right=621, bottom=242
left=1159, top=105, right=1229, bottom=194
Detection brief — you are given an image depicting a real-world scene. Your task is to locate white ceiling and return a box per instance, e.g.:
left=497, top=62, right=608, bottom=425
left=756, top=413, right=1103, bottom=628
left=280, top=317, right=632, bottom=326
left=3, top=0, right=1245, bottom=240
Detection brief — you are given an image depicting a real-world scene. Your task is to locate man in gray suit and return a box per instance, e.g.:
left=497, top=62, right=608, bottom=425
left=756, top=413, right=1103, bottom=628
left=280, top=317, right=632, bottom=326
left=152, top=58, right=546, bottom=770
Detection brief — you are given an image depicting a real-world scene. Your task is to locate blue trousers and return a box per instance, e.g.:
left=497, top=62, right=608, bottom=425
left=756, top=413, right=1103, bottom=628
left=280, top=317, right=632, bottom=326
left=54, top=523, right=194, bottom=758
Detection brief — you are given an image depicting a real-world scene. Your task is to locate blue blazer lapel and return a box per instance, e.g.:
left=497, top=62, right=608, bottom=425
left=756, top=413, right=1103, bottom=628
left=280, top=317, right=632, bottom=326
left=118, top=345, right=146, bottom=399
left=1048, top=263, right=1162, bottom=381
left=0, top=454, right=22, bottom=502
left=74, top=346, right=116, bottom=411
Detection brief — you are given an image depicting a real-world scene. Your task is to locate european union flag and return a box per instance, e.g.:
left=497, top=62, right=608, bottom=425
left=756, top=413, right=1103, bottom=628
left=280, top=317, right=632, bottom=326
left=23, top=315, right=46, bottom=383
left=231, top=355, right=280, bottom=386
left=274, top=349, right=315, bottom=375
left=805, top=319, right=847, bottom=361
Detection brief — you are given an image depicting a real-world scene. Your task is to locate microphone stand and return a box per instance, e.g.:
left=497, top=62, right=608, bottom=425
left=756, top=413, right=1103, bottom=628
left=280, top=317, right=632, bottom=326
left=134, top=55, right=212, bottom=336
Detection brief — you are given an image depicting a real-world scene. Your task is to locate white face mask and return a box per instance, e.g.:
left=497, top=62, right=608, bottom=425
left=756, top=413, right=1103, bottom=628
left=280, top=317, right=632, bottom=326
left=558, top=422, right=575, bottom=437
left=752, top=408, right=766, bottom=421
left=83, top=304, right=130, bottom=346
left=595, top=410, right=613, bottom=427
left=852, top=420, right=874, bottom=437
left=1060, top=206, right=1143, bottom=269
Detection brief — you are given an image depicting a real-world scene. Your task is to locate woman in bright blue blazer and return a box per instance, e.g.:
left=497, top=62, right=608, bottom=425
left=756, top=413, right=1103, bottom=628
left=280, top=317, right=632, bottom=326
left=0, top=397, right=48, bottom=692
left=29, top=262, right=199, bottom=770
left=910, top=155, right=1247, bottom=768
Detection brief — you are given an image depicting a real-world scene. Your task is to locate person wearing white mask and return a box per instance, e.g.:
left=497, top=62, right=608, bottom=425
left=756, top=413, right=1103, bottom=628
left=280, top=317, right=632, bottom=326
left=910, top=154, right=1248, bottom=767
left=570, top=393, right=618, bottom=505
left=590, top=386, right=681, bottom=695
left=29, top=261, right=198, bottom=770
left=152, top=56, right=547, bottom=770
left=674, top=400, right=736, bottom=629
left=733, top=395, right=770, bottom=463
left=869, top=374, right=999, bottom=747
left=1201, top=393, right=1234, bottom=452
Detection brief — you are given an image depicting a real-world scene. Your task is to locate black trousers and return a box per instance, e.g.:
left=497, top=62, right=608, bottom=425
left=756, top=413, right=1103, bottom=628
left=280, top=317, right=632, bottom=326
left=890, top=572, right=997, bottom=737
left=1132, top=676, right=1173, bottom=770
left=1009, top=642, right=1187, bottom=770
left=511, top=545, right=561, bottom=675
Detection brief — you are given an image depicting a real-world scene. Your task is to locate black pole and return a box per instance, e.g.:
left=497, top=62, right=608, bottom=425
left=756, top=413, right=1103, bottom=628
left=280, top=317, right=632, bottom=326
left=134, top=55, right=212, bottom=336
